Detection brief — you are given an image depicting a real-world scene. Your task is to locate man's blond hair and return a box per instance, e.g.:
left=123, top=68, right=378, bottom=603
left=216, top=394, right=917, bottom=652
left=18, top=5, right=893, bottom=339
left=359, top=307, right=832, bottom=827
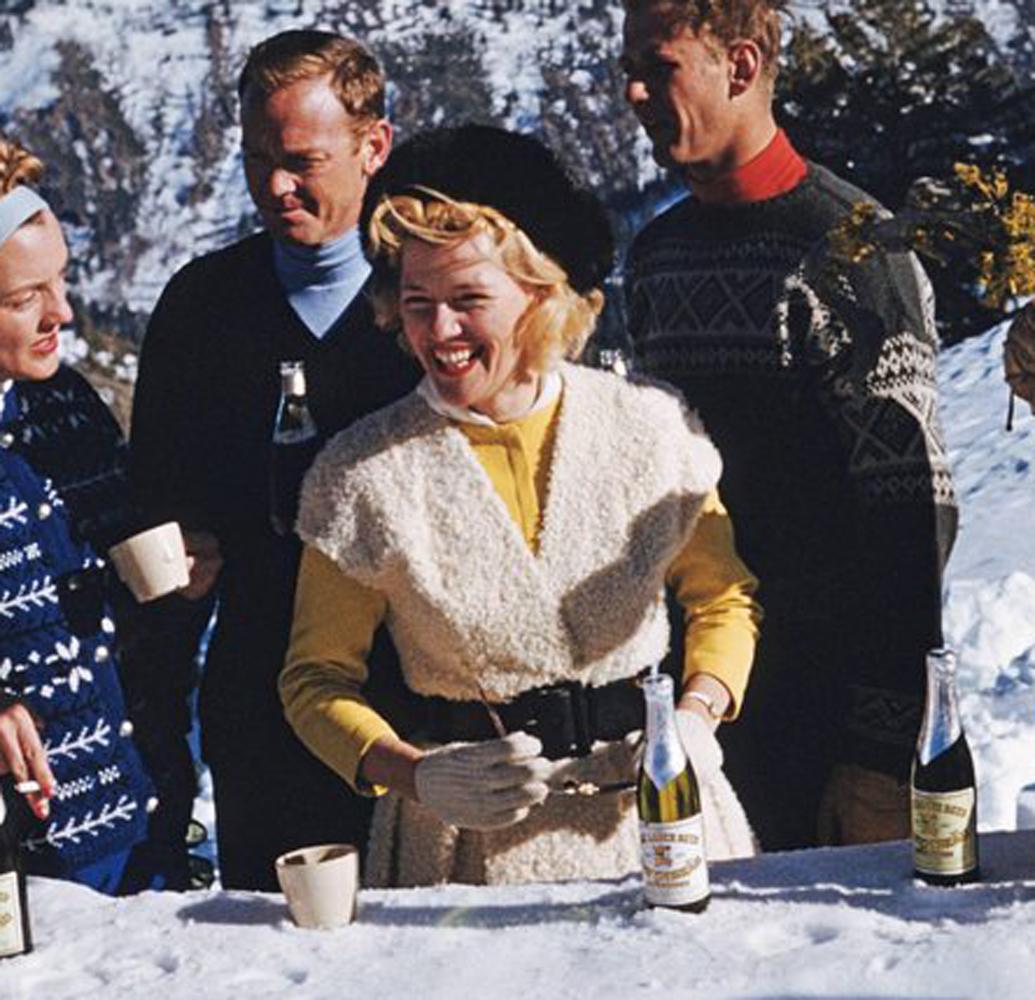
left=238, top=29, right=385, bottom=126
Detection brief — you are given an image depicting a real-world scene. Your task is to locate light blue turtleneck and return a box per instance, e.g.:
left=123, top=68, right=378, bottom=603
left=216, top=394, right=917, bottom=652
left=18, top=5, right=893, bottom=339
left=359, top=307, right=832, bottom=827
left=272, top=227, right=371, bottom=339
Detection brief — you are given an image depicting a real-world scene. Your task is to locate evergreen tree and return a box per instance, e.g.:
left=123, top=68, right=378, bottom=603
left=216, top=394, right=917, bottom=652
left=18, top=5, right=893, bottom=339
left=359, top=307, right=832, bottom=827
left=777, top=0, right=1035, bottom=340
left=1005, top=0, right=1035, bottom=81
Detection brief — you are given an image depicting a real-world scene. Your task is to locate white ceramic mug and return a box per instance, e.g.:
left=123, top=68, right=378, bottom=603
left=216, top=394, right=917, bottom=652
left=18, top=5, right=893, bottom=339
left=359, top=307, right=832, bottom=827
left=107, top=521, right=190, bottom=602
left=275, top=843, right=359, bottom=930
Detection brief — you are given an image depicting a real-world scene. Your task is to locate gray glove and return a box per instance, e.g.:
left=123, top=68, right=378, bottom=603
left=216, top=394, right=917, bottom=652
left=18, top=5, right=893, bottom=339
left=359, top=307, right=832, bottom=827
left=414, top=732, right=551, bottom=830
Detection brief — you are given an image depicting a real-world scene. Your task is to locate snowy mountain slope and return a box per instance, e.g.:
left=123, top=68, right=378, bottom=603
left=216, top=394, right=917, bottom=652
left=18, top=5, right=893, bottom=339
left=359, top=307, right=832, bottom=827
left=0, top=0, right=647, bottom=339
left=2, top=0, right=1030, bottom=342
left=796, top=0, right=1024, bottom=40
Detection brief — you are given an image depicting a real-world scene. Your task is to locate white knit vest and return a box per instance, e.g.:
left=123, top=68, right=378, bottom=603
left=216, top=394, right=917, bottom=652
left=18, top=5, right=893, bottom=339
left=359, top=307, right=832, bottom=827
left=298, top=363, right=722, bottom=702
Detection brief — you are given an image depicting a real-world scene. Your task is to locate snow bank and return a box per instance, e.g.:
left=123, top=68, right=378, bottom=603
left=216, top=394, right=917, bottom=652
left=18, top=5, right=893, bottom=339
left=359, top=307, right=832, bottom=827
left=8, top=830, right=1035, bottom=999
left=940, top=320, right=1035, bottom=833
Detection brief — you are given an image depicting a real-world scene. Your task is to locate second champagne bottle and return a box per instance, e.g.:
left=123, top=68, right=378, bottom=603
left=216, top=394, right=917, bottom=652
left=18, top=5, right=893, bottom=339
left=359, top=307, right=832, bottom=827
left=911, top=647, right=980, bottom=886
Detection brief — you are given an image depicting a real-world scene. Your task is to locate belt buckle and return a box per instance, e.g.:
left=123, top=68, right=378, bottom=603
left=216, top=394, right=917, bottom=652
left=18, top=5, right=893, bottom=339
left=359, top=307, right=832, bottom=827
left=503, top=679, right=600, bottom=757
left=514, top=680, right=592, bottom=760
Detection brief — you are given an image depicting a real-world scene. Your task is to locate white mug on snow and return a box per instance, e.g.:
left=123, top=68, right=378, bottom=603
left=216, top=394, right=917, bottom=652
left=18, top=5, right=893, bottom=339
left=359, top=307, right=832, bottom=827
left=275, top=843, right=359, bottom=930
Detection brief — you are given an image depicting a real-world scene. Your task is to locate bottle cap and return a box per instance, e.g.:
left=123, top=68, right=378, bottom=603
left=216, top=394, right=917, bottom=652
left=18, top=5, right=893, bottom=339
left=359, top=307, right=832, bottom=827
left=279, top=360, right=307, bottom=396
left=926, top=647, right=958, bottom=673
left=641, top=671, right=673, bottom=699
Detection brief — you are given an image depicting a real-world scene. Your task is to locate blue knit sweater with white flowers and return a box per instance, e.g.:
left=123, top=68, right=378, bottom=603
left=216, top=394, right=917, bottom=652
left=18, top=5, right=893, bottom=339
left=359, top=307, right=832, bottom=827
left=0, top=366, right=153, bottom=877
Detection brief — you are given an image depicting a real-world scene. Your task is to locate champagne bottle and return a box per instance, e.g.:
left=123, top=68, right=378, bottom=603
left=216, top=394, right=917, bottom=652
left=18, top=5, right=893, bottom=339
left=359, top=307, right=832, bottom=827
left=638, top=671, right=709, bottom=912
left=911, top=647, right=980, bottom=885
left=596, top=347, right=631, bottom=378
left=0, top=783, right=32, bottom=960
left=270, top=360, right=320, bottom=536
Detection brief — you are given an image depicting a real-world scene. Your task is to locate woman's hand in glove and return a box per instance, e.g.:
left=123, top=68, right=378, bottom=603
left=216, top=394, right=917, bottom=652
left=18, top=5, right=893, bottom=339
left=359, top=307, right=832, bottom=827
left=543, top=713, right=723, bottom=794
left=414, top=732, right=552, bottom=830
left=674, top=710, right=724, bottom=778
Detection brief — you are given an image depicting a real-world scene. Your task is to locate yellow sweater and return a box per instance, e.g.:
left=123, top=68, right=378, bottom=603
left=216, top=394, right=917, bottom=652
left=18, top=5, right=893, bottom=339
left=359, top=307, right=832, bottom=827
left=281, top=395, right=760, bottom=789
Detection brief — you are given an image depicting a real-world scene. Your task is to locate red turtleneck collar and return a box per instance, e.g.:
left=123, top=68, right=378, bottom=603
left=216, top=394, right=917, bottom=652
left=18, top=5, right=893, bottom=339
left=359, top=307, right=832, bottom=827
left=690, top=129, right=807, bottom=205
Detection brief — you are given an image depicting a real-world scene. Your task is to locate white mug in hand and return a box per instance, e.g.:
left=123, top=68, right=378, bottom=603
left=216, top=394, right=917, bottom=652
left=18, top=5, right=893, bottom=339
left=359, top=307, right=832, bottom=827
left=108, top=521, right=190, bottom=602
left=275, top=843, right=359, bottom=930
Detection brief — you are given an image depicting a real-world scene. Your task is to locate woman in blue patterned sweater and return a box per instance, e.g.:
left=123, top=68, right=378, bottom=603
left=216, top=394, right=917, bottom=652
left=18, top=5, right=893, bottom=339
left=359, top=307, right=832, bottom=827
left=0, top=136, right=157, bottom=894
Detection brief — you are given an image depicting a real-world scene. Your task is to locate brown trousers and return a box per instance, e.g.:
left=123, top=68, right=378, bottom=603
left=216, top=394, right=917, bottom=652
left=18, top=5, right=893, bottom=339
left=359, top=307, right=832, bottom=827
left=817, top=763, right=911, bottom=846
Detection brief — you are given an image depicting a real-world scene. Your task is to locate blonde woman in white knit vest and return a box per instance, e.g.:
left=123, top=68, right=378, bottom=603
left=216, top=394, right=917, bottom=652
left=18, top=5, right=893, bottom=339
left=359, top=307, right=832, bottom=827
left=279, top=125, right=762, bottom=888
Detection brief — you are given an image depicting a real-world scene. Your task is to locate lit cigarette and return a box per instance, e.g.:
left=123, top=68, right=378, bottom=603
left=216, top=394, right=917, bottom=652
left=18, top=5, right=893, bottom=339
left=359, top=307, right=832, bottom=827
left=14, top=780, right=41, bottom=794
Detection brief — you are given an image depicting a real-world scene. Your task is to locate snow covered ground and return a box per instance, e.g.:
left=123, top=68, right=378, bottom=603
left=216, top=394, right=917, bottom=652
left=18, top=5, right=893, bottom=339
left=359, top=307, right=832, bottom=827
left=8, top=829, right=1035, bottom=998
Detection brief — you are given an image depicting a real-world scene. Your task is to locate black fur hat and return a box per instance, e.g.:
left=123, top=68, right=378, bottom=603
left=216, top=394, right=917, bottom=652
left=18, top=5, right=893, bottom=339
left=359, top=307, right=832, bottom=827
left=360, top=124, right=614, bottom=295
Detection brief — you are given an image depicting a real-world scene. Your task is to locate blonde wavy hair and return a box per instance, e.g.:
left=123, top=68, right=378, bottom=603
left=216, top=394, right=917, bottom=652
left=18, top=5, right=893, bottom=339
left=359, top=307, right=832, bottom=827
left=0, top=136, right=44, bottom=196
left=368, top=190, right=604, bottom=376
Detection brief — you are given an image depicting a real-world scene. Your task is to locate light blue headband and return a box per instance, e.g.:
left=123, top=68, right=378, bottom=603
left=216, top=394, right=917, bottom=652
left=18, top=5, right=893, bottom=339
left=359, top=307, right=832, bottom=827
left=0, top=185, right=50, bottom=248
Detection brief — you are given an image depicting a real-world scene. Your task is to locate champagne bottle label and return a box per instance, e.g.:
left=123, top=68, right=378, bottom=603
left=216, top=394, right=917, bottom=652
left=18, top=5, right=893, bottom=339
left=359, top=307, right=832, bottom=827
left=0, top=871, right=25, bottom=958
left=912, top=787, right=978, bottom=876
left=639, top=816, right=709, bottom=907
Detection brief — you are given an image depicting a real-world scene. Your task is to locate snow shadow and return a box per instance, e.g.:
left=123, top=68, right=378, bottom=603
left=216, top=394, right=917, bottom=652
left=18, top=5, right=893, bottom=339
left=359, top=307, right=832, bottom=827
left=176, top=894, right=290, bottom=926
left=711, top=830, right=1035, bottom=924
left=358, top=883, right=641, bottom=928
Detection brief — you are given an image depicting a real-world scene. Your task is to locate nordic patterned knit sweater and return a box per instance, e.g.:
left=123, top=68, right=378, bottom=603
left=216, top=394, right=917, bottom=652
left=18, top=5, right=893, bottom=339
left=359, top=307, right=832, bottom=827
left=283, top=363, right=761, bottom=885
left=625, top=158, right=958, bottom=847
left=0, top=367, right=154, bottom=883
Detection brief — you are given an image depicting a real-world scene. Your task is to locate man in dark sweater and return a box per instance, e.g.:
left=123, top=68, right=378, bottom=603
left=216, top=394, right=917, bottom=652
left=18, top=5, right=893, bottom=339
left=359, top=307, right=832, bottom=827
left=621, top=0, right=958, bottom=850
left=127, top=30, right=418, bottom=889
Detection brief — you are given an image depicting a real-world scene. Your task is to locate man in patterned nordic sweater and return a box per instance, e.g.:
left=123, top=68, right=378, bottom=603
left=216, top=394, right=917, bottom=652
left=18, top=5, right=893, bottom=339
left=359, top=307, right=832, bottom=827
left=620, top=0, right=958, bottom=849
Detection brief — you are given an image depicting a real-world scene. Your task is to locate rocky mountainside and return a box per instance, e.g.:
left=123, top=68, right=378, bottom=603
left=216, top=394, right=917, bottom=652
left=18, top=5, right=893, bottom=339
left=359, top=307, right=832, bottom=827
left=0, top=0, right=1030, bottom=355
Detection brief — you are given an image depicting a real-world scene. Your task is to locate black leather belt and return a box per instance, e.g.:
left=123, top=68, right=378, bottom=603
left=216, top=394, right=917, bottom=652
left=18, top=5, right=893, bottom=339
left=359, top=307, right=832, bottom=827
left=424, top=677, right=646, bottom=761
